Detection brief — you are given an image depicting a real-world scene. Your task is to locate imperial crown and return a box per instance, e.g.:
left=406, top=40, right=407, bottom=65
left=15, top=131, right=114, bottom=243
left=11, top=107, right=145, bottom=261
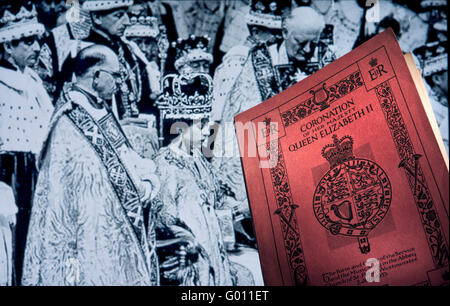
left=369, top=57, right=378, bottom=68
left=0, top=2, right=44, bottom=43
left=124, top=16, right=160, bottom=38
left=157, top=73, right=213, bottom=120
left=321, top=135, right=355, bottom=168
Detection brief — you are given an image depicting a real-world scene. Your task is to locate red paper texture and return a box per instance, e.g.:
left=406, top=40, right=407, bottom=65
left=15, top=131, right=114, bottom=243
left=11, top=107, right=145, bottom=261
left=235, top=29, right=449, bottom=286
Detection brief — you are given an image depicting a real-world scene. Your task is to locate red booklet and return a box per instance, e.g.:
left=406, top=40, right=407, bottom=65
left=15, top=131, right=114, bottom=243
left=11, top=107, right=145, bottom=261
left=235, top=29, right=449, bottom=286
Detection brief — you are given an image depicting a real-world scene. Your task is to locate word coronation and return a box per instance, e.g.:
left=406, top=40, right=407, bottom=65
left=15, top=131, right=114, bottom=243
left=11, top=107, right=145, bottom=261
left=289, top=99, right=374, bottom=152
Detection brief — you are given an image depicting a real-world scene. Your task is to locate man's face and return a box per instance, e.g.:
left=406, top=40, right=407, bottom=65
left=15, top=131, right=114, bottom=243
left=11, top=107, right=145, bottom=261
left=284, top=30, right=318, bottom=64
left=7, top=36, right=41, bottom=70
left=94, top=8, right=130, bottom=37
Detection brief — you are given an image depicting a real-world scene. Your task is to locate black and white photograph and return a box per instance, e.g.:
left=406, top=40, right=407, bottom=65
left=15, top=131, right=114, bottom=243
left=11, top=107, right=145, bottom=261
left=0, top=0, right=447, bottom=286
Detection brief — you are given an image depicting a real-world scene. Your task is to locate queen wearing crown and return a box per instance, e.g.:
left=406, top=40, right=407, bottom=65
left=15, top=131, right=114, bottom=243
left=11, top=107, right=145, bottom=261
left=151, top=72, right=254, bottom=286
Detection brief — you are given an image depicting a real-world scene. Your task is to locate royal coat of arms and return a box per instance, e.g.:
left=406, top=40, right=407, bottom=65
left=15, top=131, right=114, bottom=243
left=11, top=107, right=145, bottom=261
left=313, top=135, right=392, bottom=254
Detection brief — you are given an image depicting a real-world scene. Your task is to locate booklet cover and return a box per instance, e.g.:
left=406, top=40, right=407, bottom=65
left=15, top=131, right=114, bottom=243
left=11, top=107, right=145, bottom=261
left=235, top=29, right=449, bottom=286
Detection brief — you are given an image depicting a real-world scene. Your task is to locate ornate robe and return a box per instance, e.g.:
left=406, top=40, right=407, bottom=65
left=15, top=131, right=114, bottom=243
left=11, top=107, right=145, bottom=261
left=219, top=0, right=250, bottom=54
left=0, top=62, right=54, bottom=155
left=0, top=61, right=54, bottom=285
left=152, top=145, right=235, bottom=286
left=211, top=41, right=273, bottom=225
left=212, top=40, right=252, bottom=122
left=22, top=87, right=160, bottom=286
left=36, top=21, right=92, bottom=100
left=213, top=41, right=322, bottom=217
left=212, top=44, right=277, bottom=219
left=323, top=0, right=428, bottom=58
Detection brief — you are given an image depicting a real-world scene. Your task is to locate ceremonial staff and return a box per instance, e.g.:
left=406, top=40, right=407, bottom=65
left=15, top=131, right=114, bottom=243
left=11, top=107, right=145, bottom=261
left=157, top=25, right=169, bottom=148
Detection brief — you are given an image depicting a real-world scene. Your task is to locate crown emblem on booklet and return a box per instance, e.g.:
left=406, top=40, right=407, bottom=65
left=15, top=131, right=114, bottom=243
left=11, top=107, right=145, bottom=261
left=321, top=135, right=354, bottom=168
left=157, top=73, right=213, bottom=119
left=369, top=57, right=378, bottom=68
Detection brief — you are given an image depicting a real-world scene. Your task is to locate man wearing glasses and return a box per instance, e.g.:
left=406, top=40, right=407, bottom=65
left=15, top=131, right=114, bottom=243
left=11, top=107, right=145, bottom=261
left=22, top=44, right=160, bottom=285
left=269, top=6, right=328, bottom=87
left=0, top=0, right=54, bottom=285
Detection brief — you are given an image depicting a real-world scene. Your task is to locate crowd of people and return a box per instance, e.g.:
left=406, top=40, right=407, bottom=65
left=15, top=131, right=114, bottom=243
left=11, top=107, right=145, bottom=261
left=0, top=0, right=447, bottom=286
